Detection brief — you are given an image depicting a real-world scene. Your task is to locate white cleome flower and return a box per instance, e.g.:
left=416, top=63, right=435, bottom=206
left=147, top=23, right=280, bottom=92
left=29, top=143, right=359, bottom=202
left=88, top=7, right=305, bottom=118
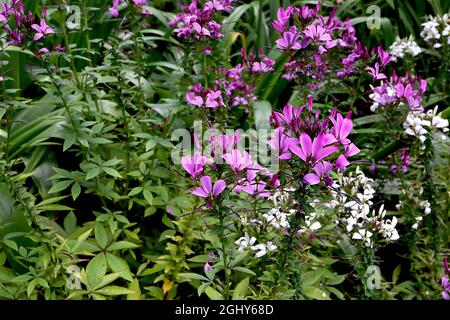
left=251, top=241, right=277, bottom=258
left=235, top=233, right=256, bottom=252
left=263, top=208, right=290, bottom=229
left=352, top=229, right=373, bottom=247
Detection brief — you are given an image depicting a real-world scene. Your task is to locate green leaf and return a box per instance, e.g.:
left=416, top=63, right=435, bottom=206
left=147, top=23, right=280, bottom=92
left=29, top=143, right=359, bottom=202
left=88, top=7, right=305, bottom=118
left=92, top=272, right=122, bottom=291
left=205, top=286, right=223, bottom=300
left=108, top=241, right=140, bottom=251
left=179, top=272, right=210, bottom=282
left=95, top=286, right=135, bottom=296
left=143, top=189, right=153, bottom=206
left=86, top=167, right=100, bottom=180
left=232, top=277, right=249, bottom=300
left=48, top=180, right=73, bottom=194
left=103, top=167, right=122, bottom=178
left=71, top=182, right=81, bottom=200
left=105, top=252, right=133, bottom=282
left=232, top=267, right=256, bottom=276
left=302, top=286, right=330, bottom=300
left=86, top=253, right=107, bottom=289
left=95, top=224, right=108, bottom=249
left=63, top=212, right=77, bottom=234
left=127, top=278, right=141, bottom=300
left=27, top=278, right=36, bottom=297
left=392, top=265, right=401, bottom=285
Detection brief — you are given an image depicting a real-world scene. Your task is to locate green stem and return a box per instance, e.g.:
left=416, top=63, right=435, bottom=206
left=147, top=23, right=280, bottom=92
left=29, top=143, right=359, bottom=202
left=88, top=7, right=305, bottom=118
left=44, top=64, right=78, bottom=134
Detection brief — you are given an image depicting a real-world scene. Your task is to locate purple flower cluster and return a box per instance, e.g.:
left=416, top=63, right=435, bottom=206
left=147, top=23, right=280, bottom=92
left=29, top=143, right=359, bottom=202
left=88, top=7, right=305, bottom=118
left=182, top=133, right=279, bottom=205
left=389, top=149, right=410, bottom=174
left=271, top=2, right=367, bottom=83
left=109, top=0, right=152, bottom=17
left=440, top=257, right=450, bottom=300
left=1, top=1, right=59, bottom=55
left=370, top=71, right=427, bottom=112
left=270, top=96, right=360, bottom=185
left=186, top=49, right=274, bottom=108
left=169, top=0, right=234, bottom=40
left=186, top=83, right=224, bottom=109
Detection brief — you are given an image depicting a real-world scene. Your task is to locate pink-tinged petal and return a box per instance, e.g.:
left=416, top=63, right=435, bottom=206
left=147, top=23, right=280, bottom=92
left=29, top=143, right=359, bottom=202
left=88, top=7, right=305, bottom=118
left=311, top=133, right=324, bottom=158
left=279, top=152, right=291, bottom=160
left=192, top=187, right=209, bottom=198
left=345, top=143, right=360, bottom=157
left=315, top=145, right=338, bottom=162
left=33, top=33, right=43, bottom=41
left=212, top=180, right=226, bottom=197
left=289, top=144, right=306, bottom=161
left=31, top=24, right=41, bottom=32
left=335, top=154, right=350, bottom=170
left=181, top=155, right=193, bottom=173
left=339, top=118, right=353, bottom=139
left=323, top=133, right=337, bottom=145
left=300, top=132, right=312, bottom=156
left=313, top=162, right=325, bottom=176
left=303, top=173, right=320, bottom=185
left=442, top=291, right=450, bottom=300
left=200, top=176, right=213, bottom=194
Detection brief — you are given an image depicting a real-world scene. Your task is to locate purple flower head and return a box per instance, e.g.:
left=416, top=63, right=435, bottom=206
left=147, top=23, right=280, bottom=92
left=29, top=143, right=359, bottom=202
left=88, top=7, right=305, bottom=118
left=181, top=151, right=212, bottom=179
left=441, top=275, right=450, bottom=300
left=204, top=262, right=213, bottom=272
left=223, top=149, right=253, bottom=174
left=210, top=132, right=241, bottom=157
left=276, top=31, right=302, bottom=51
left=235, top=180, right=270, bottom=198
left=377, top=46, right=392, bottom=66
left=53, top=44, right=65, bottom=51
left=294, top=1, right=320, bottom=24
left=330, top=112, right=353, bottom=146
left=5, top=25, right=24, bottom=46
left=252, top=56, right=275, bottom=73
left=289, top=132, right=338, bottom=165
left=192, top=176, right=226, bottom=199
left=267, top=127, right=296, bottom=160
left=208, top=251, right=216, bottom=259
left=366, top=62, right=386, bottom=81
left=303, top=25, right=332, bottom=43
left=31, top=18, right=54, bottom=41
left=272, top=6, right=292, bottom=32
left=303, top=161, right=333, bottom=185
left=186, top=84, right=224, bottom=108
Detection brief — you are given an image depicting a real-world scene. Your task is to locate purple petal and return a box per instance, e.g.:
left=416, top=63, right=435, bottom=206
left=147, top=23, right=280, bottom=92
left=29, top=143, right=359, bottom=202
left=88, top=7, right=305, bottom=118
left=192, top=187, right=209, bottom=198
left=289, top=144, right=306, bottom=161
left=315, top=145, right=338, bottom=162
left=300, top=132, right=312, bottom=156
left=200, top=176, right=213, bottom=194
left=303, top=173, right=320, bottom=185
left=335, top=154, right=350, bottom=170
left=339, top=118, right=353, bottom=140
left=212, top=180, right=226, bottom=197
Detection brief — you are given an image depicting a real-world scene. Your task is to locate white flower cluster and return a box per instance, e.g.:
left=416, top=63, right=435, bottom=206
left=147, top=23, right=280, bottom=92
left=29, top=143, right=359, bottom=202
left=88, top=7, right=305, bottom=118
left=389, top=36, right=422, bottom=61
left=420, top=14, right=450, bottom=48
left=396, top=198, right=431, bottom=230
left=263, top=208, right=290, bottom=229
left=403, top=106, right=449, bottom=147
left=235, top=233, right=277, bottom=258
left=328, top=167, right=400, bottom=247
